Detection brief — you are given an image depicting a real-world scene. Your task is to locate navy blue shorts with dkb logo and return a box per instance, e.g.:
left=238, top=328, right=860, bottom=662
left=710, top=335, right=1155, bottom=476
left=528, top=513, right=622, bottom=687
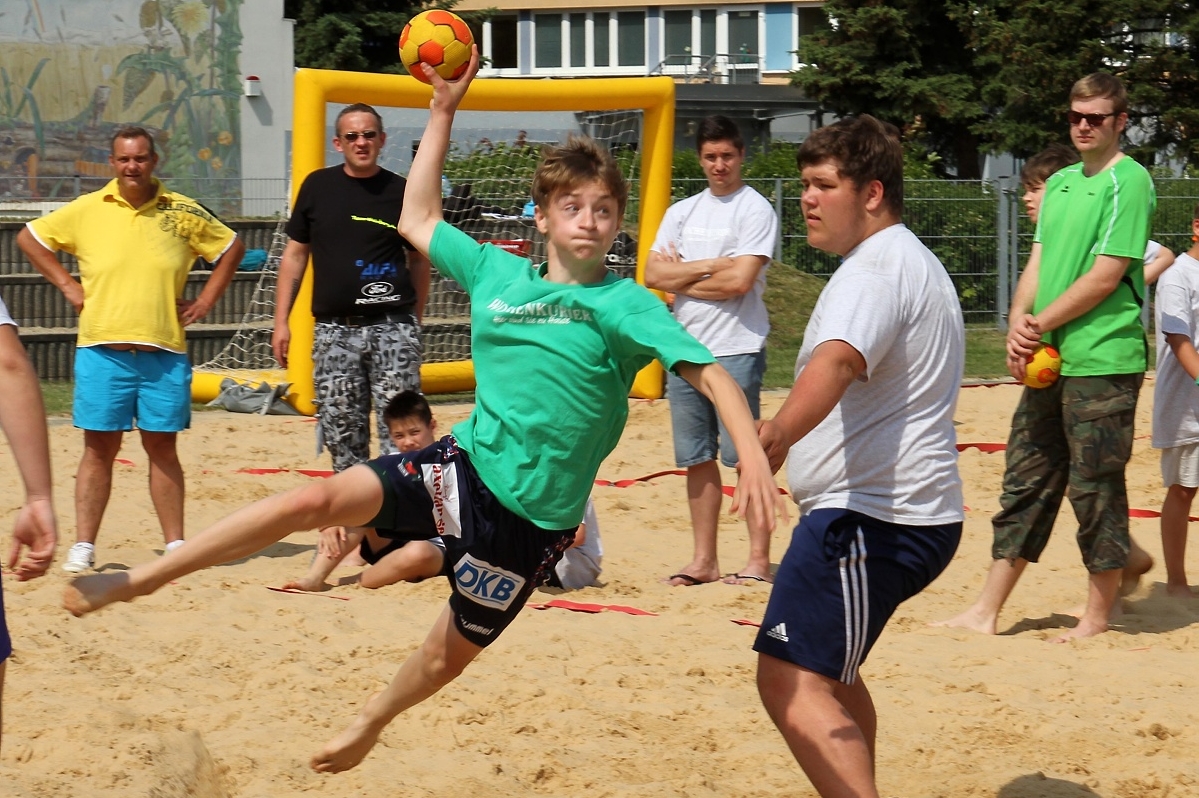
left=365, top=436, right=576, bottom=647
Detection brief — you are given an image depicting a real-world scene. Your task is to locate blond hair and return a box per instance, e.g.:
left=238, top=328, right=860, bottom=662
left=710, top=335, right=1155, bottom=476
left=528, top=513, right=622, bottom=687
left=1070, top=72, right=1128, bottom=116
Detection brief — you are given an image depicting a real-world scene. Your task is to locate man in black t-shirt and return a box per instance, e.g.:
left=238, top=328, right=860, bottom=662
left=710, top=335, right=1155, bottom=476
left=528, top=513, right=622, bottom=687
left=274, top=103, right=431, bottom=472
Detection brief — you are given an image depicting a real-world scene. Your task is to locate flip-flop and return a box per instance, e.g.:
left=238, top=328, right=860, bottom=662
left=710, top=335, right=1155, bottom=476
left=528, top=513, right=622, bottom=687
left=665, top=572, right=713, bottom=586
left=723, top=572, right=771, bottom=585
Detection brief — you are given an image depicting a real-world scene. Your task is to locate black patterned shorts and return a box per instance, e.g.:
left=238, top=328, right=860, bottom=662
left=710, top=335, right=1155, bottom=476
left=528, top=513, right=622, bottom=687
left=313, top=317, right=422, bottom=472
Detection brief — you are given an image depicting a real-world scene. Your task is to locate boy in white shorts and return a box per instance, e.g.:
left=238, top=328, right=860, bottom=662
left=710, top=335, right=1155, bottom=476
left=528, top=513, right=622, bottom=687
left=1153, top=202, right=1199, bottom=598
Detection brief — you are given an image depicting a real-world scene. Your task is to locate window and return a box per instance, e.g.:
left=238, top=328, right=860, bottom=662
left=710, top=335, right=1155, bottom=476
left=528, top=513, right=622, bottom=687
left=570, top=14, right=587, bottom=68
left=699, top=9, right=716, bottom=56
left=665, top=10, right=691, bottom=64
left=728, top=10, right=759, bottom=59
left=617, top=11, right=645, bottom=66
left=535, top=13, right=562, bottom=68
left=594, top=12, right=610, bottom=67
left=490, top=15, right=517, bottom=69
left=796, top=8, right=827, bottom=63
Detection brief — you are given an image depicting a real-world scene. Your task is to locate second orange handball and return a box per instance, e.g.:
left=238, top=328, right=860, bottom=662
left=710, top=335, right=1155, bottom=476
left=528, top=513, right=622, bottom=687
left=399, top=10, right=474, bottom=83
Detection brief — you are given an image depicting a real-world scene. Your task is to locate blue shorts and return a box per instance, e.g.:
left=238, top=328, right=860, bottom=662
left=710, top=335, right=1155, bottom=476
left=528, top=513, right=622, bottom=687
left=0, top=583, right=10, bottom=662
left=667, top=349, right=766, bottom=468
left=754, top=508, right=961, bottom=684
left=365, top=436, right=576, bottom=647
left=73, top=346, right=191, bottom=432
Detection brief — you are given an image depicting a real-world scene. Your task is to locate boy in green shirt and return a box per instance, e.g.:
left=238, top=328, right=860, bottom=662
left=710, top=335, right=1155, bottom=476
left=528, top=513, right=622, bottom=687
left=62, top=49, right=781, bottom=773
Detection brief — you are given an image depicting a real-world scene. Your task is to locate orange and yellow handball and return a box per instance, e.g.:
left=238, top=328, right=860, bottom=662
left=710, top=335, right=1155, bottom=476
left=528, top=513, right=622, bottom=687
left=399, top=10, right=474, bottom=83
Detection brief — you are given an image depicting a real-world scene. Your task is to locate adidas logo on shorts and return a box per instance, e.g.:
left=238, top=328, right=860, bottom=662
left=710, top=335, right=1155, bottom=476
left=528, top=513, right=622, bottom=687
left=766, top=622, right=789, bottom=643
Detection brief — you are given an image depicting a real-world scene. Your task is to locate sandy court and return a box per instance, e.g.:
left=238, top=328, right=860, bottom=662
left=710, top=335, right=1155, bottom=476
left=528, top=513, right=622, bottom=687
left=2, top=379, right=1198, bottom=797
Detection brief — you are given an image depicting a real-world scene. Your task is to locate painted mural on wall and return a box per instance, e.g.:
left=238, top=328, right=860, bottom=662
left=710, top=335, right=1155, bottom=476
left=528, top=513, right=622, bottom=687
left=0, top=0, right=242, bottom=211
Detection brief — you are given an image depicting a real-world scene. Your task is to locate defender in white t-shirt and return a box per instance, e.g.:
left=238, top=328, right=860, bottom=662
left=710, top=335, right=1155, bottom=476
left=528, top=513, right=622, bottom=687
left=753, top=115, right=964, bottom=798
left=1152, top=206, right=1199, bottom=598
left=646, top=115, right=779, bottom=587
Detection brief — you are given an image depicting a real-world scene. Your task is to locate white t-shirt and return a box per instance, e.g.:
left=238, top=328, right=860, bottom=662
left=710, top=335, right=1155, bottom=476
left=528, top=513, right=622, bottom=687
left=651, top=184, right=777, bottom=356
left=785, top=224, right=965, bottom=524
left=0, top=295, right=14, bottom=327
left=1153, top=252, right=1199, bottom=448
left=1145, top=239, right=1162, bottom=265
left=555, top=496, right=603, bottom=589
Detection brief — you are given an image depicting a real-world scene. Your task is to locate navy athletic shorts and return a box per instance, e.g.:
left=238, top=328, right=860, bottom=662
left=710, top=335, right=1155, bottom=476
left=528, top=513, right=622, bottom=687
left=365, top=436, right=576, bottom=647
left=0, top=583, right=10, bottom=662
left=360, top=534, right=448, bottom=581
left=754, top=508, right=961, bottom=684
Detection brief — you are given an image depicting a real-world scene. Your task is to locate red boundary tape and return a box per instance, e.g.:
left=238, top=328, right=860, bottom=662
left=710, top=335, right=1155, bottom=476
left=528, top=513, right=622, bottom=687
left=528, top=598, right=656, bottom=616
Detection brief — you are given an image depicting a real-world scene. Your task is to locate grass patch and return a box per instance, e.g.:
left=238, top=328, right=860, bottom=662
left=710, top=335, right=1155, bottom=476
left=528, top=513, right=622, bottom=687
left=763, top=263, right=825, bottom=389
left=39, top=381, right=73, bottom=417
left=764, top=265, right=1015, bottom=387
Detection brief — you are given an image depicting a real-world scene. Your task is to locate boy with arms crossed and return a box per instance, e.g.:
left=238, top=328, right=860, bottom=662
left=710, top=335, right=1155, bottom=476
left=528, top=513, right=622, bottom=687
left=754, top=115, right=964, bottom=798
left=63, top=50, right=780, bottom=774
left=645, top=115, right=778, bottom=586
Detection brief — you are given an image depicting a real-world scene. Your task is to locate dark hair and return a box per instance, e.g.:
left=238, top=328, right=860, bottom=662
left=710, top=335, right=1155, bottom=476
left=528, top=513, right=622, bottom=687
left=383, top=390, right=433, bottom=426
left=696, top=115, right=743, bottom=152
left=797, top=114, right=903, bottom=216
left=1020, top=144, right=1079, bottom=188
left=532, top=135, right=628, bottom=216
left=110, top=125, right=157, bottom=158
left=1071, top=72, right=1128, bottom=116
left=336, top=103, right=384, bottom=135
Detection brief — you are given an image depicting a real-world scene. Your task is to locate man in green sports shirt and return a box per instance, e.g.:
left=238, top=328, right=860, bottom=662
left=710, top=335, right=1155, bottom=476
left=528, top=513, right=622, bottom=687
left=935, top=72, right=1155, bottom=642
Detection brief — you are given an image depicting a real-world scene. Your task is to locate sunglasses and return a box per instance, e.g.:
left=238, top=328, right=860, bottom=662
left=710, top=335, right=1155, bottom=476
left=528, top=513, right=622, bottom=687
left=1067, top=111, right=1115, bottom=127
left=341, top=130, right=379, bottom=142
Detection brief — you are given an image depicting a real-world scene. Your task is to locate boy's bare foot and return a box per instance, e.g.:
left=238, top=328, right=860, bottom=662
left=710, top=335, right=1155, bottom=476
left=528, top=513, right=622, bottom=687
left=1060, top=600, right=1123, bottom=622
left=929, top=606, right=998, bottom=635
left=310, top=702, right=385, bottom=773
left=1165, top=583, right=1197, bottom=599
left=63, top=572, right=135, bottom=617
left=1051, top=618, right=1108, bottom=643
left=280, top=576, right=327, bottom=593
left=1120, top=548, right=1154, bottom=597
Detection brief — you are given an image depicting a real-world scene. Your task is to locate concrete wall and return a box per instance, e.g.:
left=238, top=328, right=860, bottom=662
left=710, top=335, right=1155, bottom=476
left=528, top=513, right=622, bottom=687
left=239, top=1, right=294, bottom=215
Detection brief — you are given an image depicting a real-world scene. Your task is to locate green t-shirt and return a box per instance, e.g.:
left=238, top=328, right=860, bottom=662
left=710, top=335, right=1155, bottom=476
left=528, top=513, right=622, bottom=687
left=1033, top=157, right=1155, bottom=376
left=429, top=222, right=716, bottom=529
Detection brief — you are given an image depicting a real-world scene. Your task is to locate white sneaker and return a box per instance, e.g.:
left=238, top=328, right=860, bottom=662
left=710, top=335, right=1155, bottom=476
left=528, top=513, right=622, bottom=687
left=62, top=542, right=95, bottom=573
left=164, top=540, right=185, bottom=554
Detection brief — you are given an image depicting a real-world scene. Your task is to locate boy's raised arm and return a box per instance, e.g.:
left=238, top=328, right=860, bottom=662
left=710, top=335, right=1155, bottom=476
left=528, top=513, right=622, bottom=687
left=398, top=47, right=480, bottom=258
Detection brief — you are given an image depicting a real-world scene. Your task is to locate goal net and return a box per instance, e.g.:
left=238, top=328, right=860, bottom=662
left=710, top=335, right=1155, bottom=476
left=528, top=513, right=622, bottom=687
left=196, top=71, right=676, bottom=414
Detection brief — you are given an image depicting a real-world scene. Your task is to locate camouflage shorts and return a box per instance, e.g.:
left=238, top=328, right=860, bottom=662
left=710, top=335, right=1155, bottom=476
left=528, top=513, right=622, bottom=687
left=313, top=317, right=423, bottom=472
left=991, top=373, right=1143, bottom=573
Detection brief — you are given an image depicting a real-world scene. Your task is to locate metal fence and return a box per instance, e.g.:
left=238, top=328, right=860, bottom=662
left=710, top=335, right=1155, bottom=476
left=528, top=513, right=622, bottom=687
left=3, top=177, right=291, bottom=219
left=668, top=176, right=1199, bottom=328
left=9, top=173, right=1199, bottom=328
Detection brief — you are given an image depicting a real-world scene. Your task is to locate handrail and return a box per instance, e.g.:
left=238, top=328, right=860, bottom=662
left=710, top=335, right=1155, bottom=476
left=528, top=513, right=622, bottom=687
left=648, top=52, right=763, bottom=84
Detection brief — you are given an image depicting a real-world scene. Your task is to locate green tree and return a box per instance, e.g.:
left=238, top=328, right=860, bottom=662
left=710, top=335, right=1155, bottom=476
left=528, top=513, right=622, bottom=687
left=792, top=0, right=987, bottom=178
left=796, top=0, right=1199, bottom=170
left=285, top=1, right=480, bottom=74
left=965, top=0, right=1128, bottom=159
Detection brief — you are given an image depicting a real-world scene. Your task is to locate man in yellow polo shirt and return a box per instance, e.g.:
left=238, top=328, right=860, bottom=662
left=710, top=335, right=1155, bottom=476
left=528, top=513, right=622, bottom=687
left=17, top=125, right=245, bottom=573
